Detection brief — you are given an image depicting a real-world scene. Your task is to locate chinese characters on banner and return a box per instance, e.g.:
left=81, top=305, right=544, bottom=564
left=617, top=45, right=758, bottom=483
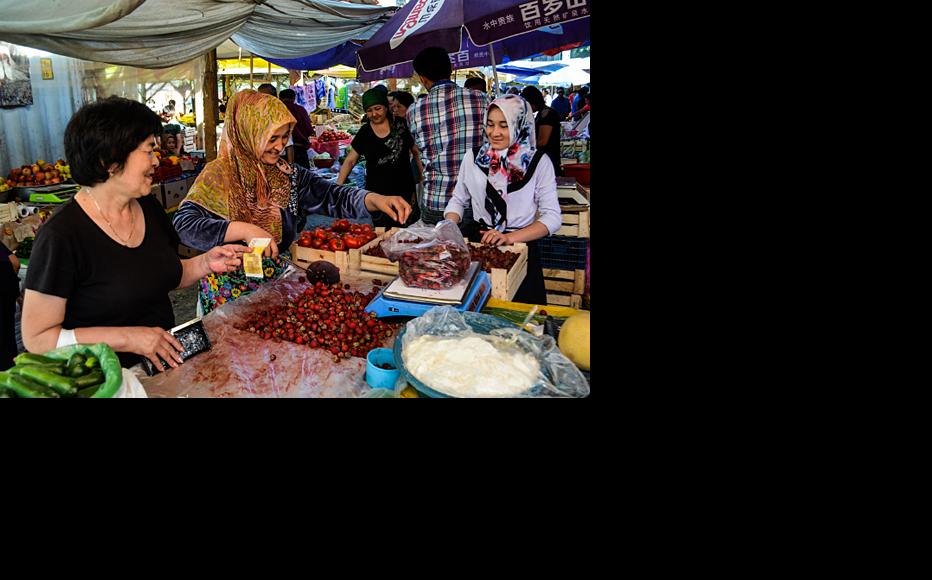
left=477, top=0, right=589, bottom=35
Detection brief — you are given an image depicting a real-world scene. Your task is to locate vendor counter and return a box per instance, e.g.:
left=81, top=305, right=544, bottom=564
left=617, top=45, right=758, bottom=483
left=139, top=266, right=585, bottom=398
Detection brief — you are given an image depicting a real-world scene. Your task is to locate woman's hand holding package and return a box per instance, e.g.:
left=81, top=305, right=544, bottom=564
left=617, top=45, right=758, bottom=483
left=364, top=192, right=412, bottom=224
left=204, top=244, right=250, bottom=274
left=125, top=326, right=185, bottom=369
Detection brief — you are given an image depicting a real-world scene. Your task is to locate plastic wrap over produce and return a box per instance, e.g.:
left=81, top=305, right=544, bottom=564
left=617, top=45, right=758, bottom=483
left=141, top=269, right=391, bottom=398
left=400, top=307, right=589, bottom=398
left=380, top=220, right=470, bottom=289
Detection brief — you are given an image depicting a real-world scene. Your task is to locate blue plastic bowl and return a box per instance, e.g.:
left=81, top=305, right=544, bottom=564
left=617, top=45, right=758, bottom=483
left=366, top=348, right=400, bottom=389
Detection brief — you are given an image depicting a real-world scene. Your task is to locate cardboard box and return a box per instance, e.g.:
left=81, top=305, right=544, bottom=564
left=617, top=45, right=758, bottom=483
left=149, top=183, right=164, bottom=207
left=162, top=178, right=188, bottom=210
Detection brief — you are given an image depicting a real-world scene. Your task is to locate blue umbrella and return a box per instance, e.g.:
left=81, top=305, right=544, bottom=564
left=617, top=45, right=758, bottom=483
left=357, top=19, right=588, bottom=82
left=357, top=0, right=590, bottom=87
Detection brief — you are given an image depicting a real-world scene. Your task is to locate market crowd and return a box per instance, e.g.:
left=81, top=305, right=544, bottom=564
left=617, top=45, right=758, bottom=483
left=11, top=46, right=589, bottom=373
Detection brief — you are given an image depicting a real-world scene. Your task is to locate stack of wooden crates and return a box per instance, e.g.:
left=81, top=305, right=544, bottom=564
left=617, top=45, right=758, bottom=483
left=542, top=178, right=590, bottom=309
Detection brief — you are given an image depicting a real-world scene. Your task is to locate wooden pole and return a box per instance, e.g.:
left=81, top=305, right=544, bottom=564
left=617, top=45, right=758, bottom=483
left=204, top=48, right=219, bottom=162
left=289, top=69, right=301, bottom=87
left=249, top=55, right=254, bottom=88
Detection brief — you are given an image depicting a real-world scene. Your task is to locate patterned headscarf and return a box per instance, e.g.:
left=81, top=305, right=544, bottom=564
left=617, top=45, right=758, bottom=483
left=474, top=94, right=537, bottom=199
left=183, top=89, right=296, bottom=242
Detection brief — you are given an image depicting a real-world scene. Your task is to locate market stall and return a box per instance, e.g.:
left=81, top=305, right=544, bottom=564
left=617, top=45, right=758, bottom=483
left=1, top=2, right=592, bottom=398
left=137, top=264, right=589, bottom=398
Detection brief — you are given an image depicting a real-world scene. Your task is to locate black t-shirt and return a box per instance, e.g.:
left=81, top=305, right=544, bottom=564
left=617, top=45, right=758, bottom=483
left=536, top=106, right=563, bottom=177
left=25, top=194, right=183, bottom=367
left=351, top=121, right=416, bottom=198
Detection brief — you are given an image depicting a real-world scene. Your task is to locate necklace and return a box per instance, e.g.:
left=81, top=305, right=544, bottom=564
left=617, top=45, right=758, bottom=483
left=87, top=188, right=135, bottom=246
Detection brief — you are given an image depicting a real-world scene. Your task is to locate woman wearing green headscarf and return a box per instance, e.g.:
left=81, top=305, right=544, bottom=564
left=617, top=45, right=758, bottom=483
left=337, top=88, right=423, bottom=228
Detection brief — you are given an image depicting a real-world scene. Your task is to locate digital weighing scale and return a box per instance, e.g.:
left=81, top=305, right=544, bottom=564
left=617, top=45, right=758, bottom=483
left=365, top=261, right=492, bottom=318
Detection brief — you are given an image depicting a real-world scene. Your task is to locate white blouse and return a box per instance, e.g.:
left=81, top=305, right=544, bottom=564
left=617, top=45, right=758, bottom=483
left=445, top=150, right=562, bottom=235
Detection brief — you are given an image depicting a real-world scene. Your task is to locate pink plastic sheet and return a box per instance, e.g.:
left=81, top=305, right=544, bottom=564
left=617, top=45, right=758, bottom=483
left=141, top=268, right=395, bottom=398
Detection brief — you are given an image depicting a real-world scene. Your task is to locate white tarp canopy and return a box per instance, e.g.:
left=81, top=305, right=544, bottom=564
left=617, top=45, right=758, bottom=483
left=0, top=0, right=394, bottom=69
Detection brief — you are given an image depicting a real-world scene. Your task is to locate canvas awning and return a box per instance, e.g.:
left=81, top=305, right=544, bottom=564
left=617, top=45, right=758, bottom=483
left=0, top=0, right=394, bottom=69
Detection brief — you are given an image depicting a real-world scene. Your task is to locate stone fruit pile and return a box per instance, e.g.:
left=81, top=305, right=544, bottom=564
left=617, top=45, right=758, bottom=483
left=6, top=159, right=70, bottom=187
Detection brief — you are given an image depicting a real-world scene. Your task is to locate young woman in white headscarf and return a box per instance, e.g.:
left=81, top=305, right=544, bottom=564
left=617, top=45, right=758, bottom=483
left=443, top=94, right=562, bottom=305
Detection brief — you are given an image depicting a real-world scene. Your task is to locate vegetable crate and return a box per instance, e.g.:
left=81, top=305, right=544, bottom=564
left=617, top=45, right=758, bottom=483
left=544, top=268, right=585, bottom=310
left=556, top=209, right=589, bottom=238
left=349, top=227, right=397, bottom=275
left=539, top=235, right=587, bottom=270
left=469, top=242, right=528, bottom=301
left=153, top=163, right=182, bottom=183
left=289, top=240, right=349, bottom=272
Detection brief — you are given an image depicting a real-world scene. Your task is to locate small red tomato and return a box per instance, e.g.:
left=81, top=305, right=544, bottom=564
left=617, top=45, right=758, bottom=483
left=344, top=235, right=362, bottom=249
left=328, top=238, right=346, bottom=251
left=313, top=228, right=327, bottom=241
left=297, top=238, right=313, bottom=247
left=310, top=238, right=325, bottom=249
left=332, top=219, right=351, bottom=233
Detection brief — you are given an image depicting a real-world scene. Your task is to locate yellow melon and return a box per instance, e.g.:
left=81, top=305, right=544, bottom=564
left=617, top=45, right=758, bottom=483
left=558, top=312, right=590, bottom=371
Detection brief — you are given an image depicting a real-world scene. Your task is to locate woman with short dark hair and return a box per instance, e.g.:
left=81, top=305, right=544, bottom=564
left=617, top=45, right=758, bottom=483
left=22, top=96, right=248, bottom=370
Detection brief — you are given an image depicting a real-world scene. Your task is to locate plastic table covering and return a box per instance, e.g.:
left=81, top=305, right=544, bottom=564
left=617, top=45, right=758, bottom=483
left=141, top=267, right=397, bottom=398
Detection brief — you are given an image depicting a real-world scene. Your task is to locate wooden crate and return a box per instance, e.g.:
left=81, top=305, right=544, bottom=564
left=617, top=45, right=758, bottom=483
left=470, top=242, right=528, bottom=301
left=349, top=227, right=398, bottom=275
left=543, top=268, right=585, bottom=295
left=544, top=268, right=585, bottom=310
left=556, top=209, right=589, bottom=238
left=289, top=241, right=349, bottom=272
left=546, top=292, right=583, bottom=309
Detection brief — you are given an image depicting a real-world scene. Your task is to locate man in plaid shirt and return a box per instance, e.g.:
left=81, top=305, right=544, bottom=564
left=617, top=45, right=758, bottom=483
left=407, top=47, right=490, bottom=232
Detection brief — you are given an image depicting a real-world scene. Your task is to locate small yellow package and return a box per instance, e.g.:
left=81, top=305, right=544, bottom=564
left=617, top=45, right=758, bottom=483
left=244, top=238, right=271, bottom=278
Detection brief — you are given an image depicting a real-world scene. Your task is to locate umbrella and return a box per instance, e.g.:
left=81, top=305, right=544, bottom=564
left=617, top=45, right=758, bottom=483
left=357, top=20, right=588, bottom=83
left=538, top=61, right=589, bottom=86
left=357, top=0, right=590, bottom=92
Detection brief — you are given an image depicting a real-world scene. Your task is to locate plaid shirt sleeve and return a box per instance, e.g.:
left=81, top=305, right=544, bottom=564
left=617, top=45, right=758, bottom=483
left=409, top=85, right=490, bottom=212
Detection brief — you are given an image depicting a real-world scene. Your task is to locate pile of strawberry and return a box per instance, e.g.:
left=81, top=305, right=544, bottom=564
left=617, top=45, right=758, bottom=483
left=296, top=219, right=378, bottom=251
left=364, top=236, right=423, bottom=259
left=235, top=280, right=396, bottom=363
left=319, top=130, right=352, bottom=142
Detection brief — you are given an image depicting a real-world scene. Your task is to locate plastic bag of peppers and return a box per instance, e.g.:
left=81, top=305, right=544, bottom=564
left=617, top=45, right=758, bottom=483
left=1, top=343, right=125, bottom=398
left=380, top=220, right=471, bottom=290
